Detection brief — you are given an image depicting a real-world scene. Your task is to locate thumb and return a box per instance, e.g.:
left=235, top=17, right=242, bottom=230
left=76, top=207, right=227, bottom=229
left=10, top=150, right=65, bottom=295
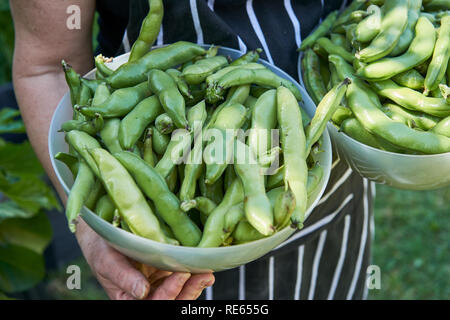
left=97, top=248, right=150, bottom=299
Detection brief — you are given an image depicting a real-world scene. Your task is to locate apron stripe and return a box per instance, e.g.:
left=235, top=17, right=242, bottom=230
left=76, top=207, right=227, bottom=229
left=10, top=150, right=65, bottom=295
left=346, top=179, right=370, bottom=299
left=246, top=0, right=274, bottom=64
left=294, top=245, right=305, bottom=300
left=307, top=230, right=328, bottom=299
left=327, top=214, right=351, bottom=299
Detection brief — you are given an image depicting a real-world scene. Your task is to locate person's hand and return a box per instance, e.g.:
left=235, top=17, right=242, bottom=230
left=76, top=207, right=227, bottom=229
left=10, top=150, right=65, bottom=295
left=76, top=219, right=215, bottom=300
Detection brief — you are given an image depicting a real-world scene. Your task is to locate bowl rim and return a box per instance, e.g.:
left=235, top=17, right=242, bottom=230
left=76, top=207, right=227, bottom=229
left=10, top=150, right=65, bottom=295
left=49, top=43, right=333, bottom=252
left=297, top=52, right=450, bottom=159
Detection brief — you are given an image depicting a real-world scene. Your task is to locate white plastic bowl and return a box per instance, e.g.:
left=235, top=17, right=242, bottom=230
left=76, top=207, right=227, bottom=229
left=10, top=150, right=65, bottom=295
left=298, top=54, right=450, bottom=191
left=49, top=45, right=332, bottom=273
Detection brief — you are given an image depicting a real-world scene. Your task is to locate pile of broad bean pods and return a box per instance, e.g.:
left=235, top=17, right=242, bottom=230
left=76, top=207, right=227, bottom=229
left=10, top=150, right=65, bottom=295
left=55, top=0, right=343, bottom=248
left=300, top=0, right=450, bottom=154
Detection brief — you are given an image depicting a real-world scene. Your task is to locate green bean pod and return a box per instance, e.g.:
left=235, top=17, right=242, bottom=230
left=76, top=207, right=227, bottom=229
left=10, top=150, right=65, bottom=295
left=80, top=78, right=103, bottom=96
left=306, top=79, right=351, bottom=156
left=199, top=173, right=224, bottom=206
left=357, top=17, right=436, bottom=81
left=108, top=41, right=206, bottom=88
left=62, top=60, right=81, bottom=106
left=424, top=16, right=450, bottom=95
left=371, top=79, right=450, bottom=117
left=65, top=160, right=95, bottom=232
left=266, top=165, right=285, bottom=190
left=390, top=0, right=422, bottom=56
left=230, top=49, right=262, bottom=66
left=204, top=103, right=248, bottom=184
left=61, top=113, right=104, bottom=136
left=89, top=148, right=168, bottom=243
left=115, top=151, right=201, bottom=246
left=95, top=194, right=116, bottom=223
left=100, top=118, right=123, bottom=154
left=65, top=130, right=102, bottom=176
left=91, top=83, right=111, bottom=107
left=128, top=0, right=164, bottom=62
left=355, top=5, right=382, bottom=43
left=440, top=84, right=450, bottom=103
left=248, top=89, right=277, bottom=159
left=392, top=69, right=425, bottom=90
left=232, top=220, right=266, bottom=244
left=299, top=10, right=339, bottom=51
left=424, top=0, right=450, bottom=11
left=333, top=0, right=367, bottom=30
left=166, top=68, right=193, bottom=99
left=155, top=113, right=175, bottom=135
left=179, top=101, right=208, bottom=202
left=84, top=179, right=106, bottom=210
left=54, top=152, right=79, bottom=177
left=155, top=129, right=191, bottom=178
left=205, top=63, right=265, bottom=90
left=151, top=125, right=170, bottom=156
left=267, top=186, right=296, bottom=230
left=198, top=178, right=244, bottom=248
left=302, top=49, right=328, bottom=104
left=277, top=86, right=308, bottom=228
left=348, top=79, right=450, bottom=154
left=331, top=105, right=353, bottom=126
left=330, top=33, right=351, bottom=52
left=223, top=202, right=245, bottom=240
left=356, top=0, right=409, bottom=62
left=182, top=196, right=217, bottom=217
left=79, top=82, right=151, bottom=118
left=208, top=68, right=303, bottom=104
left=118, top=95, right=163, bottom=150
left=182, top=56, right=229, bottom=85
left=234, top=140, right=274, bottom=236
left=306, top=163, right=324, bottom=199
left=315, top=37, right=356, bottom=63
left=94, top=55, right=114, bottom=78
left=340, top=117, right=406, bottom=153
left=431, top=116, right=450, bottom=137
left=148, top=69, right=188, bottom=129
left=381, top=103, right=440, bottom=131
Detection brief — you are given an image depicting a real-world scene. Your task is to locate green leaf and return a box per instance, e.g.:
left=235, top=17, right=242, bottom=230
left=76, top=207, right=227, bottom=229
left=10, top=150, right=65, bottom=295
left=0, top=108, right=25, bottom=134
left=0, top=141, right=44, bottom=177
left=0, top=292, right=14, bottom=300
left=0, top=211, right=52, bottom=254
left=0, top=176, right=61, bottom=214
left=0, top=201, right=35, bottom=222
left=0, top=243, right=45, bottom=293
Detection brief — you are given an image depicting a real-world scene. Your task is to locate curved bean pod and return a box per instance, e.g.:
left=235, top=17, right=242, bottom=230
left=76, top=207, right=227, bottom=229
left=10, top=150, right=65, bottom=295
left=277, top=86, right=308, bottom=228
left=356, top=0, right=409, bottom=62
left=357, top=17, right=436, bottom=81
left=424, top=15, right=450, bottom=95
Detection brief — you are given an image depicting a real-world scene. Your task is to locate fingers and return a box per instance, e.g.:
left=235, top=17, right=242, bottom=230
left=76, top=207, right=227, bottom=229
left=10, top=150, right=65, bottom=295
left=148, top=272, right=191, bottom=300
left=93, top=247, right=150, bottom=300
left=176, top=273, right=215, bottom=300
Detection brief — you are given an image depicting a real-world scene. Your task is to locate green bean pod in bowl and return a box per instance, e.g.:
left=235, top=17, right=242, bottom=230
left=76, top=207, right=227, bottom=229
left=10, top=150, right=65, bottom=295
left=49, top=44, right=332, bottom=273
left=298, top=0, right=450, bottom=190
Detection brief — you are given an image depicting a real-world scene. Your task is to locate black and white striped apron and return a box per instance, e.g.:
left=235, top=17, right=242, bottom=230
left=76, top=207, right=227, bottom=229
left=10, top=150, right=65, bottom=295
left=96, top=0, right=376, bottom=300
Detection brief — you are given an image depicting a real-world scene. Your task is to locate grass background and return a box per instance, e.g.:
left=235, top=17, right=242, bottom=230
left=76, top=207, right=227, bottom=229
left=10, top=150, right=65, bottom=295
left=0, top=3, right=448, bottom=300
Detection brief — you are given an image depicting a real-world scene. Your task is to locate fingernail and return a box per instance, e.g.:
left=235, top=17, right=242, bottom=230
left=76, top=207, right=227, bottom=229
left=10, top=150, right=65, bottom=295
left=133, top=281, right=148, bottom=299
left=201, top=279, right=214, bottom=288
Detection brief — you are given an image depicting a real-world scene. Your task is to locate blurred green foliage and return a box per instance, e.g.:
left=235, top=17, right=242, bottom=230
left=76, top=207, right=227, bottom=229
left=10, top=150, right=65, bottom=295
left=0, top=1, right=448, bottom=300
left=0, top=1, right=13, bottom=84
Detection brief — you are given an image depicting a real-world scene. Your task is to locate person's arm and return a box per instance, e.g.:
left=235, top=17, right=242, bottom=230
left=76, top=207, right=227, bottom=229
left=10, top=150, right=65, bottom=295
left=10, top=0, right=214, bottom=300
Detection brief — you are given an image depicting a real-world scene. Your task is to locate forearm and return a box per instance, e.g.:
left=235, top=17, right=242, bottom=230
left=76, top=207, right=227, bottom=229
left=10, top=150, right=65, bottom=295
left=12, top=60, right=93, bottom=201
left=10, top=0, right=95, bottom=202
